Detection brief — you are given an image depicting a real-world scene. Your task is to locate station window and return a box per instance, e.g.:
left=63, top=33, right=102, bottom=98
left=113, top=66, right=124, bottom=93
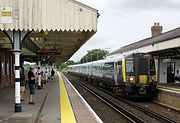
left=6, top=62, right=9, bottom=75
left=1, top=62, right=5, bottom=75
left=1, top=53, right=5, bottom=75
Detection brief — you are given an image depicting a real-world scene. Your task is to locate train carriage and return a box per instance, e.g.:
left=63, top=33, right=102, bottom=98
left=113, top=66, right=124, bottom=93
left=68, top=53, right=157, bottom=98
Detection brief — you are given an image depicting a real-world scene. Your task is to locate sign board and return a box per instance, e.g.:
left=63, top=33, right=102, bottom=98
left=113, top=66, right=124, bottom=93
left=0, top=7, right=13, bottom=24
left=37, top=48, right=62, bottom=55
left=163, top=59, right=171, bottom=63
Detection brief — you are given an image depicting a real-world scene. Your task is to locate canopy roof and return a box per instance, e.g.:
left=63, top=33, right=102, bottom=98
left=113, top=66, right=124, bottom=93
left=0, top=0, right=98, bottom=63
left=0, top=0, right=97, bottom=32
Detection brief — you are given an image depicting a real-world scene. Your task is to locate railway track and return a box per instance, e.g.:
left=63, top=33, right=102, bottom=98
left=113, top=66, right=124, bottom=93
left=71, top=76, right=145, bottom=123
left=66, top=73, right=177, bottom=123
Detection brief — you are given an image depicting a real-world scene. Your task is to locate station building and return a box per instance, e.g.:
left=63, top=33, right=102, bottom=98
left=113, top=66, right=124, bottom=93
left=107, top=23, right=180, bottom=84
left=0, top=0, right=98, bottom=112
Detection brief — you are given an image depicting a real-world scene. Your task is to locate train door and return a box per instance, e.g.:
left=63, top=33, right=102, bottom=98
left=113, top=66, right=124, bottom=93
left=114, top=62, right=118, bottom=83
left=167, top=62, right=175, bottom=83
left=117, top=61, right=122, bottom=83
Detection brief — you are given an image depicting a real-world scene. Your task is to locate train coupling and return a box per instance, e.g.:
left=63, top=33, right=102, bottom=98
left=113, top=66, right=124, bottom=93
left=139, top=86, right=146, bottom=94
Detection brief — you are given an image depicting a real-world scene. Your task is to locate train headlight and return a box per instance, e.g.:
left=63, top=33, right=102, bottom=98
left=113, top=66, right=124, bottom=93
left=128, top=76, right=135, bottom=83
left=130, top=77, right=134, bottom=81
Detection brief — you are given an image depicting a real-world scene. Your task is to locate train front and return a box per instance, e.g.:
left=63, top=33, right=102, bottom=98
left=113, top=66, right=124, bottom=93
left=123, top=53, right=157, bottom=98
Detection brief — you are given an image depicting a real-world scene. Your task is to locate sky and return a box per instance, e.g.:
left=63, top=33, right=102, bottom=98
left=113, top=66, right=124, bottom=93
left=70, top=0, right=180, bottom=61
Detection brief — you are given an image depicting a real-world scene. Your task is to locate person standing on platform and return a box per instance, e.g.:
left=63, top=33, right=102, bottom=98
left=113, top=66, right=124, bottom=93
left=20, top=67, right=25, bottom=101
left=28, top=67, right=36, bottom=104
left=51, top=68, right=55, bottom=80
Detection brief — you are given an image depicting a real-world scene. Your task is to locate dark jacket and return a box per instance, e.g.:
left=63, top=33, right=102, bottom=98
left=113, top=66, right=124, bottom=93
left=28, top=70, right=35, bottom=84
left=20, top=73, right=25, bottom=86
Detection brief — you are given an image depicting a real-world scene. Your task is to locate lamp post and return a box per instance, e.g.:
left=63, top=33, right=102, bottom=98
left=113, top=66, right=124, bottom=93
left=96, top=52, right=99, bottom=60
left=89, top=54, right=93, bottom=62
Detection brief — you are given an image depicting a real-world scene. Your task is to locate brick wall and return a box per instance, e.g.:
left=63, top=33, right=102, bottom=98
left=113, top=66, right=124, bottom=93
left=0, top=48, right=15, bottom=89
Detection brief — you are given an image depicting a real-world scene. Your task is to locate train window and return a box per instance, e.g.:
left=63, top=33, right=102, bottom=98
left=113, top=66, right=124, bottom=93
left=139, top=59, right=148, bottom=74
left=104, top=62, right=114, bottom=78
left=126, top=61, right=134, bottom=73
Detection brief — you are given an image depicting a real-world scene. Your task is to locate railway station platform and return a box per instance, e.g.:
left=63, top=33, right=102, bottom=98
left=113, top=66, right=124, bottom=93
left=154, top=83, right=180, bottom=111
left=0, top=72, right=102, bottom=123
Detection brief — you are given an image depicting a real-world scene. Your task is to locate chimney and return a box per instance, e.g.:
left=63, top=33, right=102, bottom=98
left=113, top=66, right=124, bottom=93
left=151, top=22, right=163, bottom=37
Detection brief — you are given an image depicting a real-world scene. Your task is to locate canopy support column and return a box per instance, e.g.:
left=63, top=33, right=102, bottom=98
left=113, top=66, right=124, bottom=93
left=5, top=30, right=29, bottom=112
left=38, top=61, right=41, bottom=89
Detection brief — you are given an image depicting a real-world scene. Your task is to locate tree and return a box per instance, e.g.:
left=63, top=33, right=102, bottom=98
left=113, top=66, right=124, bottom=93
left=66, top=60, right=75, bottom=65
left=61, top=63, right=68, bottom=69
left=80, top=49, right=109, bottom=63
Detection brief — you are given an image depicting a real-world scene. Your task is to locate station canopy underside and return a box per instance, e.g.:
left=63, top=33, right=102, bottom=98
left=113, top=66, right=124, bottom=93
left=0, top=0, right=98, bottom=64
left=107, top=27, right=180, bottom=59
left=150, top=47, right=180, bottom=59
left=0, top=30, right=95, bottom=63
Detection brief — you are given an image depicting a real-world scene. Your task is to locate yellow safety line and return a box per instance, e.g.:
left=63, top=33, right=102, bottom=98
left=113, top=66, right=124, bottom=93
left=58, top=72, right=76, bottom=123
left=158, top=85, right=180, bottom=92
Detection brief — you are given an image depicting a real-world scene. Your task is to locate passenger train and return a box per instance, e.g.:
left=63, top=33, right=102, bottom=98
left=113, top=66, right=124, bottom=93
left=67, top=53, right=157, bottom=98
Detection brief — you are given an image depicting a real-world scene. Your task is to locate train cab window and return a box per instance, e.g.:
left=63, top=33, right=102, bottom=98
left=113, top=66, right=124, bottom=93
left=139, top=59, right=148, bottom=74
left=150, top=59, right=155, bottom=75
left=126, top=61, right=134, bottom=73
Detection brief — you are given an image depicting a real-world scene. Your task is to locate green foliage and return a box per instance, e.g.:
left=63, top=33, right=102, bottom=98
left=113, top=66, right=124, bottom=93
left=60, top=49, right=109, bottom=68
left=54, top=63, right=61, bottom=70
left=80, top=49, right=109, bottom=63
left=66, top=60, right=75, bottom=65
left=61, top=63, right=68, bottom=69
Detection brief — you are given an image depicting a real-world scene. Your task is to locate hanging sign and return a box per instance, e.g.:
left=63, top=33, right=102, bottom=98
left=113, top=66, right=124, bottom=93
left=163, top=58, right=171, bottom=63
left=0, top=7, right=13, bottom=24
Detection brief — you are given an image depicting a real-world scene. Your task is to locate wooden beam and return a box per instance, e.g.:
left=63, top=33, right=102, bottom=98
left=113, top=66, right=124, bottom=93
left=29, top=32, right=85, bottom=39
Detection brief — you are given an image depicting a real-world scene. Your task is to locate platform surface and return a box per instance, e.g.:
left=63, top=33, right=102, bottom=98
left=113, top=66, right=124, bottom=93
left=0, top=72, right=102, bottom=123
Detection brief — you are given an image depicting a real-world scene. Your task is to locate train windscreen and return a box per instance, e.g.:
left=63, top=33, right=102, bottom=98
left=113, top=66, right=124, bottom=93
left=126, top=61, right=134, bottom=73
left=139, top=59, right=148, bottom=74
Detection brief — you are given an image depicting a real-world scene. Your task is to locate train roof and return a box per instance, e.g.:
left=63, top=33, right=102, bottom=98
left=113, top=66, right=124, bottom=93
left=68, top=53, right=153, bottom=68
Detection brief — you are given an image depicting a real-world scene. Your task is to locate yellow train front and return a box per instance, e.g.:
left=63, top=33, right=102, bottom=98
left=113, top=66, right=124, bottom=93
left=117, top=53, right=157, bottom=98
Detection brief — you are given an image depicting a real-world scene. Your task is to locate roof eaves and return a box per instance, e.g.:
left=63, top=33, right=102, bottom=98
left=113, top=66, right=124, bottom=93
left=107, top=27, right=180, bottom=56
left=68, top=0, right=98, bottom=12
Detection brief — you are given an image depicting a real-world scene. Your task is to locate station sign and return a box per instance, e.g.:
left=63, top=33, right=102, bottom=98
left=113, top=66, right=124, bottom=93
left=37, top=48, right=62, bottom=55
left=0, top=7, right=13, bottom=24
left=162, top=58, right=171, bottom=63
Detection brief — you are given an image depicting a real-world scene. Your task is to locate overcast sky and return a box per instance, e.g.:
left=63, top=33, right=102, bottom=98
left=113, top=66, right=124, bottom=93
left=70, top=0, right=180, bottom=61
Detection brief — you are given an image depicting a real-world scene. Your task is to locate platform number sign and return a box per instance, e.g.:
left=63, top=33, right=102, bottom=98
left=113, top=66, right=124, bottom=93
left=0, top=7, right=13, bottom=24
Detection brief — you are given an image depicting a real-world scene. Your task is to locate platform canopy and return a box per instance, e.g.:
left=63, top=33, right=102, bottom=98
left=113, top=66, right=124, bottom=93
left=107, top=27, right=180, bottom=59
left=0, top=0, right=98, bottom=63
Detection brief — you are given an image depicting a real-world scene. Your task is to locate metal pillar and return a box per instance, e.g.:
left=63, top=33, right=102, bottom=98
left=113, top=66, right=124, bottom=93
left=45, top=65, right=48, bottom=83
left=38, top=61, right=41, bottom=89
left=13, top=30, right=22, bottom=112
left=14, top=52, right=21, bottom=112
left=4, top=30, right=28, bottom=112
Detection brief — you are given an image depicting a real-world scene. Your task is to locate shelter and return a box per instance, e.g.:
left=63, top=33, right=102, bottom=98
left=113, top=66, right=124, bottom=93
left=0, top=0, right=98, bottom=112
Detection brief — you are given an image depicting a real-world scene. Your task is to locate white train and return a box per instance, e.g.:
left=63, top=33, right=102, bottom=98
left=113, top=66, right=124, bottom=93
left=68, top=53, right=157, bottom=98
